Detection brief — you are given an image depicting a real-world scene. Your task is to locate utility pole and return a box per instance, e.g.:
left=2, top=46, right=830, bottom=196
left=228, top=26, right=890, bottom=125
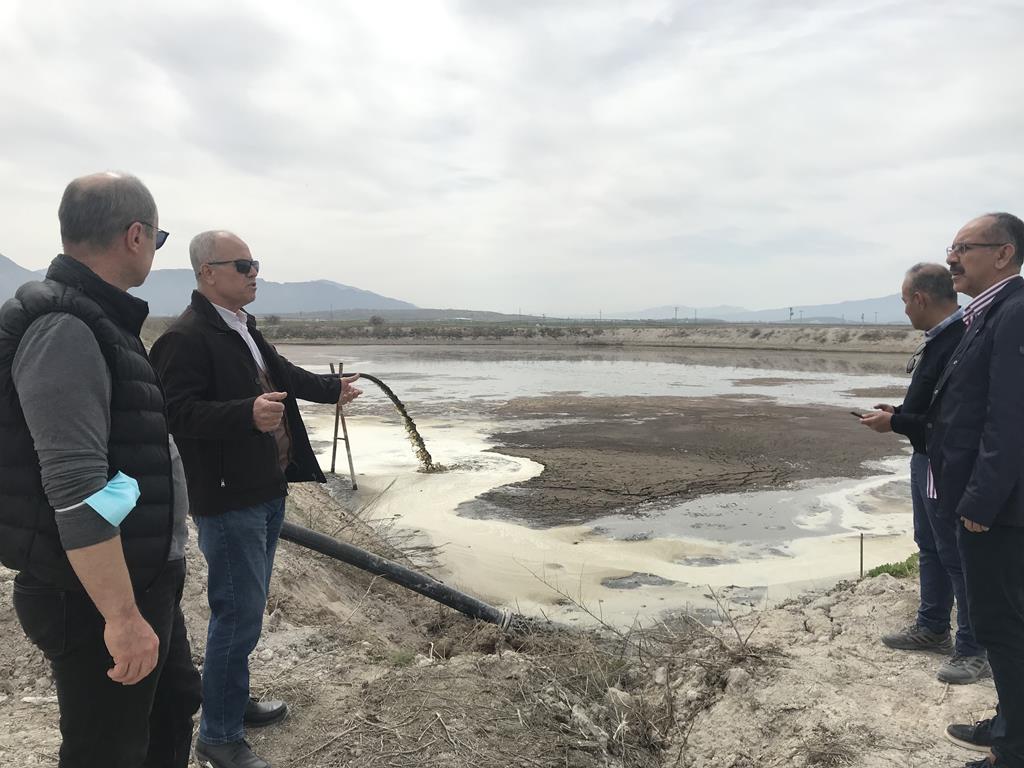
left=674, top=306, right=678, bottom=323
left=693, top=308, right=697, bottom=322
left=874, top=311, right=878, bottom=324
left=799, top=309, right=803, bottom=322
left=789, top=307, right=794, bottom=322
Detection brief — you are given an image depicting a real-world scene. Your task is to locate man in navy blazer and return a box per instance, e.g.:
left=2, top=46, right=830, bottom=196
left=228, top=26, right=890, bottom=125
left=927, top=212, right=1024, bottom=768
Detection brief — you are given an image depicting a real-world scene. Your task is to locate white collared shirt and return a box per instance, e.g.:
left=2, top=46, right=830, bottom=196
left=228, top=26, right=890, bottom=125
left=212, top=303, right=267, bottom=371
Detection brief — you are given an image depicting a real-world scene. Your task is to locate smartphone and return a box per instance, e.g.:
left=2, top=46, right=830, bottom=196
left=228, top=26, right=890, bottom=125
left=850, top=410, right=867, bottom=419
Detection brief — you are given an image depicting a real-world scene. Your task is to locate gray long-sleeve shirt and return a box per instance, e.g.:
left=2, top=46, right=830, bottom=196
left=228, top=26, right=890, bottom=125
left=12, top=313, right=187, bottom=558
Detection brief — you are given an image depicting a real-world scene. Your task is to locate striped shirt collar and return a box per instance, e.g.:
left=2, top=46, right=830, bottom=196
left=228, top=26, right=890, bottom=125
left=963, top=274, right=1024, bottom=326
left=924, top=307, right=963, bottom=342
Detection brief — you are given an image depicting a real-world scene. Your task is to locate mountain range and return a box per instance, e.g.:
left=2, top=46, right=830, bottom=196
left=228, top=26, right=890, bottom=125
left=2, top=252, right=911, bottom=322
left=130, top=269, right=415, bottom=316
left=0, top=254, right=415, bottom=316
left=612, top=295, right=909, bottom=324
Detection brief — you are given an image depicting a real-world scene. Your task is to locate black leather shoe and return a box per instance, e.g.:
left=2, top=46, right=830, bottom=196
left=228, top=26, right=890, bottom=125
left=244, top=697, right=289, bottom=728
left=195, top=738, right=271, bottom=768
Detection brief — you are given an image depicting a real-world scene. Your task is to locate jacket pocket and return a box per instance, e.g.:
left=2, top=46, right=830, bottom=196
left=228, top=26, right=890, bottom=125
left=12, top=580, right=67, bottom=658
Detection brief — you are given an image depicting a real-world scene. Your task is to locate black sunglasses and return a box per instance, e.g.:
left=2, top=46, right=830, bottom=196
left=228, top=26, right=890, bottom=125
left=132, top=221, right=169, bottom=250
left=207, top=258, right=260, bottom=274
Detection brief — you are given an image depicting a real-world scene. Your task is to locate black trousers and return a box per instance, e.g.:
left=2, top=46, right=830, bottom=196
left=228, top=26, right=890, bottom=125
left=12, top=559, right=202, bottom=768
left=960, top=525, right=1024, bottom=768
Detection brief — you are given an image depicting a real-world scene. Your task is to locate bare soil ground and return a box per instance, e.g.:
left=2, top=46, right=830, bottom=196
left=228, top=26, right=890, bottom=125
left=472, top=396, right=900, bottom=527
left=1, top=483, right=992, bottom=768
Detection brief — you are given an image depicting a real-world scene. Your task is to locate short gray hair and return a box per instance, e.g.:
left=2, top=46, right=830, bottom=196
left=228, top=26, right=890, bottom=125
left=190, top=231, right=224, bottom=275
left=906, top=262, right=956, bottom=302
left=58, top=173, right=157, bottom=248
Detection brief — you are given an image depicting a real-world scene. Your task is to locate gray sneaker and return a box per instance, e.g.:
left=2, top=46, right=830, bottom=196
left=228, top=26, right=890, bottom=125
left=937, top=654, right=991, bottom=685
left=880, top=623, right=953, bottom=653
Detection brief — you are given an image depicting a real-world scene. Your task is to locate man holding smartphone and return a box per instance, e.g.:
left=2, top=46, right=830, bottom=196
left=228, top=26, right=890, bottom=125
left=858, top=263, right=984, bottom=684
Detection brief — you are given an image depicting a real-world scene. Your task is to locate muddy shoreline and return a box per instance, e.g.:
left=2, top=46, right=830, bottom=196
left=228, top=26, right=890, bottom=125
left=464, top=395, right=907, bottom=527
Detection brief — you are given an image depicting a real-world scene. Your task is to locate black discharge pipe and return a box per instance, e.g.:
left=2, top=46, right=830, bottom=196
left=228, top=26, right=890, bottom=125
left=279, top=520, right=515, bottom=631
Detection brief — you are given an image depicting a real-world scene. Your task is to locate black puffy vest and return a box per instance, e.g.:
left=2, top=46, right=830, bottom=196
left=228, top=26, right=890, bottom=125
left=0, top=256, right=173, bottom=590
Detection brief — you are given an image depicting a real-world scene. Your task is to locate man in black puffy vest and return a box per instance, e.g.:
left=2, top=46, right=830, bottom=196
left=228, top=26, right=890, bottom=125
left=0, top=172, right=201, bottom=767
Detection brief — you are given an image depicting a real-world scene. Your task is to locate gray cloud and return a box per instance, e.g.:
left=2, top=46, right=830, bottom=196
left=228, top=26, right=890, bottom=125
left=1, top=0, right=1023, bottom=314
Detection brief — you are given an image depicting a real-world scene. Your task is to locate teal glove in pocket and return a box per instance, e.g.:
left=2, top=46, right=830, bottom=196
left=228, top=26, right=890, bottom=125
left=83, top=472, right=141, bottom=527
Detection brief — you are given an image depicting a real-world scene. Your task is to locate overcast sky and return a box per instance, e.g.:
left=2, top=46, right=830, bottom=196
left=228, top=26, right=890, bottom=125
left=2, top=0, right=1023, bottom=314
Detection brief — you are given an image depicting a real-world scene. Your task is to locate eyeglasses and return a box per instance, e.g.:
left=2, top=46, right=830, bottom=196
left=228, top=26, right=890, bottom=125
left=206, top=259, right=260, bottom=274
left=906, top=341, right=926, bottom=374
left=946, top=242, right=1007, bottom=257
left=129, top=221, right=169, bottom=250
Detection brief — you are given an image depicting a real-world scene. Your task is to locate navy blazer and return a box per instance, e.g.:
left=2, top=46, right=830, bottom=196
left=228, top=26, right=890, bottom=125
left=926, top=277, right=1024, bottom=527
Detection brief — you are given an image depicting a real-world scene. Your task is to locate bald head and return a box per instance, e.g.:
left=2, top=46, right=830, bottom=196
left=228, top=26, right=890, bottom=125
left=978, top=212, right=1024, bottom=267
left=58, top=172, right=157, bottom=250
left=189, top=230, right=244, bottom=275
left=191, top=230, right=259, bottom=311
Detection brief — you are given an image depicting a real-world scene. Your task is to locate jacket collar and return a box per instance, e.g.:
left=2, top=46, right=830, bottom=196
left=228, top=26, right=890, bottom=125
left=46, top=254, right=150, bottom=335
left=930, top=277, right=1024, bottom=406
left=961, top=275, right=1023, bottom=332
left=189, top=290, right=259, bottom=332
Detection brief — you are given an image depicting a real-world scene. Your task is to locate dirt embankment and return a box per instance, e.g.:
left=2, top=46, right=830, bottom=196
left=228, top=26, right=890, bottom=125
left=472, top=395, right=900, bottom=527
left=1, top=486, right=992, bottom=768
left=249, top=323, right=920, bottom=354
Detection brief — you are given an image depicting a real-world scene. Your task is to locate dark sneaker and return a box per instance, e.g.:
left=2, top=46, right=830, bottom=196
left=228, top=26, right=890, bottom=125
left=945, top=718, right=994, bottom=752
left=938, top=655, right=991, bottom=685
left=963, top=759, right=993, bottom=768
left=195, top=738, right=271, bottom=768
left=880, top=623, right=953, bottom=653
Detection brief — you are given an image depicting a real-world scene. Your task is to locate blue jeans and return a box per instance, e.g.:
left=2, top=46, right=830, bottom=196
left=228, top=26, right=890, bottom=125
left=911, top=452, right=982, bottom=656
left=195, top=497, right=286, bottom=744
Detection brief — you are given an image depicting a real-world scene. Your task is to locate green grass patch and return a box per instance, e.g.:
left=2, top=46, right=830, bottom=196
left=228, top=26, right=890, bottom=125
left=867, top=552, right=919, bottom=578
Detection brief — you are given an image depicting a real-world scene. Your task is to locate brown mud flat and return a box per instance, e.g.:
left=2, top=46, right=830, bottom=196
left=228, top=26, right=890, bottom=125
left=470, top=395, right=903, bottom=527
